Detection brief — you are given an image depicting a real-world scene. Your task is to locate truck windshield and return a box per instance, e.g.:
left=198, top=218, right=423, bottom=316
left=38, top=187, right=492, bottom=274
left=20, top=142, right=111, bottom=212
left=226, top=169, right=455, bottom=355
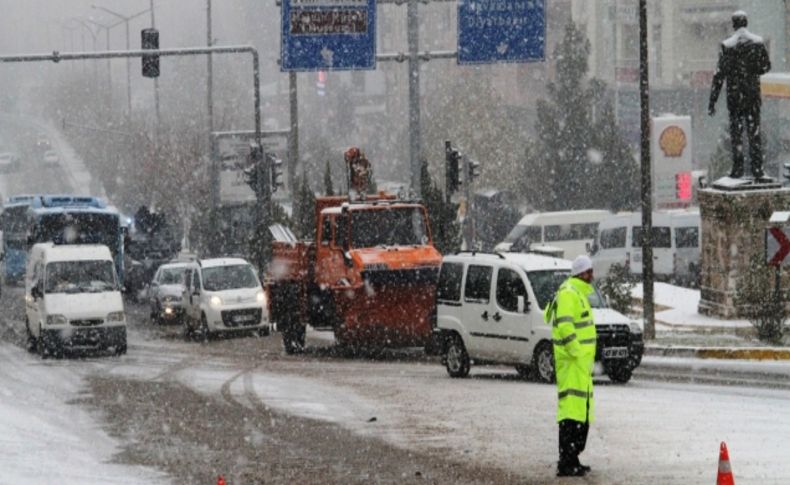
left=527, top=269, right=607, bottom=310
left=351, top=207, right=428, bottom=248
left=45, top=260, right=117, bottom=294
left=202, top=264, right=258, bottom=291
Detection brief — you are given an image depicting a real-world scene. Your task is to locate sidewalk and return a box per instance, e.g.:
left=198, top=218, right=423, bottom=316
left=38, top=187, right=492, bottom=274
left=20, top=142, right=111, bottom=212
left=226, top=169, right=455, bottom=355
left=631, top=282, right=790, bottom=360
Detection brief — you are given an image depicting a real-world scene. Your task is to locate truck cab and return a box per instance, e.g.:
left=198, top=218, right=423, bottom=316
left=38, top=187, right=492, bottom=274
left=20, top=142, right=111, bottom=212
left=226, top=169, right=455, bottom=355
left=268, top=196, right=442, bottom=353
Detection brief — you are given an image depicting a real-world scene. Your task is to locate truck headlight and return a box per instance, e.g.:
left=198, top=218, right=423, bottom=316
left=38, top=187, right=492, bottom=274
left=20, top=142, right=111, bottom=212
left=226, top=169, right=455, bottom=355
left=107, top=311, right=125, bottom=323
left=46, top=314, right=68, bottom=325
left=629, top=321, right=643, bottom=335
left=256, top=290, right=266, bottom=305
left=209, top=295, right=223, bottom=309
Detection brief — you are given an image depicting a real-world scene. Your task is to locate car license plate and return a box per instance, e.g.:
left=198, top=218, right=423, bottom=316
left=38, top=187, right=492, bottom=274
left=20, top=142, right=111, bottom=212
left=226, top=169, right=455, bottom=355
left=602, top=347, right=629, bottom=359
left=233, top=314, right=255, bottom=323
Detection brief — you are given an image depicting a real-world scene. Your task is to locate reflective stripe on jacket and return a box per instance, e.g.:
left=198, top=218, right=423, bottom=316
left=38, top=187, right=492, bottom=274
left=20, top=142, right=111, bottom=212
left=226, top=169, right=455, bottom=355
left=544, top=276, right=597, bottom=423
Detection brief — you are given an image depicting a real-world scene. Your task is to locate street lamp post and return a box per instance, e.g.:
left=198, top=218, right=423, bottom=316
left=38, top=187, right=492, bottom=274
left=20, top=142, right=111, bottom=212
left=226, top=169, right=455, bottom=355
left=91, top=4, right=151, bottom=122
left=85, top=17, right=123, bottom=112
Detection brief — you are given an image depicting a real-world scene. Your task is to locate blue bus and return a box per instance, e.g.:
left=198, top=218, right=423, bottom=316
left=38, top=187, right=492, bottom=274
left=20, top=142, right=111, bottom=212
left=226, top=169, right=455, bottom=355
left=26, top=195, right=125, bottom=283
left=0, top=196, right=38, bottom=283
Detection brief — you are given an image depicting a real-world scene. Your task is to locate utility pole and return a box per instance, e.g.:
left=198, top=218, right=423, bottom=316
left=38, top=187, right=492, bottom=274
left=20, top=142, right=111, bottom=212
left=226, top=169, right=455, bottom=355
left=288, top=72, right=299, bottom=191
left=639, top=0, right=655, bottom=340
left=207, top=0, right=217, bottom=209
left=149, top=0, right=161, bottom=130
left=406, top=0, right=420, bottom=196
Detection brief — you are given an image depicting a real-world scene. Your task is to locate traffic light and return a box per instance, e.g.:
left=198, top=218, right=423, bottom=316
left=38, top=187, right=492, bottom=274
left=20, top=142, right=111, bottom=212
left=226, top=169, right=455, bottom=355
left=268, top=153, right=284, bottom=192
left=467, top=158, right=481, bottom=181
left=445, top=141, right=461, bottom=195
left=675, top=171, right=692, bottom=201
left=141, top=28, right=160, bottom=78
left=244, top=143, right=264, bottom=197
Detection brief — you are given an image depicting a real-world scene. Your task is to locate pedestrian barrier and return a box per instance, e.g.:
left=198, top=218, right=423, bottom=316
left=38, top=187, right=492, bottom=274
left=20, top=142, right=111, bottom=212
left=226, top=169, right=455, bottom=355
left=717, top=441, right=735, bottom=485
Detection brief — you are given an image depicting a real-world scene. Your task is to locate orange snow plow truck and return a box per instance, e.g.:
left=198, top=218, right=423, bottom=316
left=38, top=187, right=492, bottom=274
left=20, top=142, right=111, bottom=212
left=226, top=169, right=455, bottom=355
left=265, top=149, right=442, bottom=354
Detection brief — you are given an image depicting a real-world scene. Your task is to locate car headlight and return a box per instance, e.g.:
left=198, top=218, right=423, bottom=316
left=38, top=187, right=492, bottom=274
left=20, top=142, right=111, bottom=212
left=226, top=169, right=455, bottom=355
left=107, top=311, right=125, bottom=323
left=209, top=295, right=223, bottom=309
left=46, top=314, right=68, bottom=325
left=256, top=290, right=266, bottom=305
left=629, top=321, right=643, bottom=335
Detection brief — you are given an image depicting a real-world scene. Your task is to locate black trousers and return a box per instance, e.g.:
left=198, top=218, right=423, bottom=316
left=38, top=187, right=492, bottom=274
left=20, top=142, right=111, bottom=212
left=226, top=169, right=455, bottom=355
left=558, top=419, right=589, bottom=469
left=728, top=101, right=764, bottom=178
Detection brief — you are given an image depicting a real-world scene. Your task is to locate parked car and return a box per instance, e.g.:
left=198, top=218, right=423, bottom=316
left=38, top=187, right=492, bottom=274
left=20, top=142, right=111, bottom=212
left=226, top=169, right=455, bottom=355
left=495, top=210, right=611, bottom=259
left=25, top=242, right=127, bottom=357
left=42, top=150, right=59, bottom=166
left=429, top=251, right=643, bottom=383
left=149, top=262, right=189, bottom=324
left=182, top=257, right=270, bottom=339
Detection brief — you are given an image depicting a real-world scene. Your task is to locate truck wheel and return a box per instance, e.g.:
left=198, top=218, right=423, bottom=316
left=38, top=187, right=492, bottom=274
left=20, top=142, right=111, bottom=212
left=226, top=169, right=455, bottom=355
left=283, top=322, right=305, bottom=355
left=37, top=326, right=49, bottom=359
left=445, top=334, right=470, bottom=378
left=532, top=342, right=555, bottom=384
left=115, top=340, right=128, bottom=356
left=183, top=317, right=194, bottom=341
left=606, top=364, right=633, bottom=384
left=198, top=314, right=211, bottom=342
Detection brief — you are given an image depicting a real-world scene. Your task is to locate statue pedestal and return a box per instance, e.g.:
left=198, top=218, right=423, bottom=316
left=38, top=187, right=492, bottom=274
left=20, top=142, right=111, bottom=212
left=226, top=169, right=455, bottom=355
left=698, top=186, right=790, bottom=318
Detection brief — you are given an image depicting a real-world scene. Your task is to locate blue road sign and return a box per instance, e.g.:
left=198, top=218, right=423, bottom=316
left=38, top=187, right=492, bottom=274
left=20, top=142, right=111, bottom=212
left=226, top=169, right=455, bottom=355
left=457, top=0, right=545, bottom=65
left=281, top=0, right=376, bottom=72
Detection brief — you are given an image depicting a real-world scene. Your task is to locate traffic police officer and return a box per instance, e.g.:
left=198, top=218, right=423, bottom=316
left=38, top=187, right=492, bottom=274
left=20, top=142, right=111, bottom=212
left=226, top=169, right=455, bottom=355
left=544, top=255, right=597, bottom=477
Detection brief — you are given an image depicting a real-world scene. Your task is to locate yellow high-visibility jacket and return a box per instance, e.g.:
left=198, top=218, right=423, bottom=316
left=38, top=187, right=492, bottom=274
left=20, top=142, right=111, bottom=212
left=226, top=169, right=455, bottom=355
left=544, top=276, right=597, bottom=423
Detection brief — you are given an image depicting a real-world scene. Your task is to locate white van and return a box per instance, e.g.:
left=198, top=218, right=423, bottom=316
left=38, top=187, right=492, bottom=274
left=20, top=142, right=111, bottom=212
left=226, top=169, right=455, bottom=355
left=591, top=212, right=675, bottom=279
left=25, top=243, right=127, bottom=358
left=431, top=252, right=644, bottom=383
left=669, top=209, right=701, bottom=285
left=495, top=210, right=611, bottom=259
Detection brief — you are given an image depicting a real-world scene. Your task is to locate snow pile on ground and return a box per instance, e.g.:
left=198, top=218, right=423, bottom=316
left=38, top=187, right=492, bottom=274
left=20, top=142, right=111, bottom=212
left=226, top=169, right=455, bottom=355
left=0, top=342, right=167, bottom=484
left=632, top=282, right=751, bottom=329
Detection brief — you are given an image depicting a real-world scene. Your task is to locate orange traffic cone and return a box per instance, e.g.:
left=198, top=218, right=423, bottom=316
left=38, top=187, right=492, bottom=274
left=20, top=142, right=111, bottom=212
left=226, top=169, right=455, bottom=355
left=717, top=442, right=734, bottom=485
left=217, top=476, right=226, bottom=485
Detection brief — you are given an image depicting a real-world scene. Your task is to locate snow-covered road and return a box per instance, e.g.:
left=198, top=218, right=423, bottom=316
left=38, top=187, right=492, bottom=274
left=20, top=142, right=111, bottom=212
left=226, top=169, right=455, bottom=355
left=2, top=313, right=788, bottom=484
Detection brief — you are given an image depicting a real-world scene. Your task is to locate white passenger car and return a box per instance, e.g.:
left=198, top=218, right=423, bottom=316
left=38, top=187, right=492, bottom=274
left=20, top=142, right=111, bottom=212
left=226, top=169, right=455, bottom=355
left=182, top=258, right=271, bottom=339
left=25, top=243, right=127, bottom=357
left=431, top=252, right=643, bottom=383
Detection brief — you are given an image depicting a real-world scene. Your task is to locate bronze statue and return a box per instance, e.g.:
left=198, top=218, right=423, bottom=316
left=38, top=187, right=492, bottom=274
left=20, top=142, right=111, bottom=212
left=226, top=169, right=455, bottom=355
left=708, top=10, right=771, bottom=180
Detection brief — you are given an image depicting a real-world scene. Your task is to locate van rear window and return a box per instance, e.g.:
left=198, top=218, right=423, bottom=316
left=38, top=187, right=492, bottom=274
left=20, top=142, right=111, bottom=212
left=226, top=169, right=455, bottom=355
left=632, top=227, right=672, bottom=248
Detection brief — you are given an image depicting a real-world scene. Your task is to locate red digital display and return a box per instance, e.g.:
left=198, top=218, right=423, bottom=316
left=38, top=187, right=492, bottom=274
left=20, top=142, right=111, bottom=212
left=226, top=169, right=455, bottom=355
left=675, top=171, right=692, bottom=201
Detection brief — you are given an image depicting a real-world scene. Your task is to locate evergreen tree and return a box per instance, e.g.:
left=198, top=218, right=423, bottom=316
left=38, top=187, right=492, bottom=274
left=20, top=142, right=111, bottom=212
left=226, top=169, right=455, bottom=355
left=524, top=22, right=638, bottom=212
left=590, top=103, right=640, bottom=211
left=420, top=159, right=462, bottom=254
left=323, top=160, right=334, bottom=196
left=293, top=171, right=316, bottom=240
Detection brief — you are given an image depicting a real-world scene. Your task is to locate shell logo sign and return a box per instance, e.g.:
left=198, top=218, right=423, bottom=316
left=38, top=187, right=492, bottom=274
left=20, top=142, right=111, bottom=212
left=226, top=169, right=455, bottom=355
left=659, top=125, right=687, bottom=157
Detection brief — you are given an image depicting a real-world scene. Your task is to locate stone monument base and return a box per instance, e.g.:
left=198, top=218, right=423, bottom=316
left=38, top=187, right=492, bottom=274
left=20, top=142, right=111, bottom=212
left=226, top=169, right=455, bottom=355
left=698, top=186, right=790, bottom=318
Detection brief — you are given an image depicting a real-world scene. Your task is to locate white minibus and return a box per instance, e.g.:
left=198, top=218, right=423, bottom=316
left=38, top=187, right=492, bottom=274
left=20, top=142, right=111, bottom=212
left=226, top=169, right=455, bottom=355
left=495, top=210, right=611, bottom=259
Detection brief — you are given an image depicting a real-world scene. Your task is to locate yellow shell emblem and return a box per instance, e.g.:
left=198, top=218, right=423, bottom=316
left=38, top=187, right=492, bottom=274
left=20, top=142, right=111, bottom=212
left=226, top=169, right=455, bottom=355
left=659, top=125, right=687, bottom=157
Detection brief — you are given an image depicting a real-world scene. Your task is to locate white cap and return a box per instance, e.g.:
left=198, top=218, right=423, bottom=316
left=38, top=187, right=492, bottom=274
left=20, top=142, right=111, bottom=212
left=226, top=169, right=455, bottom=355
left=571, top=255, right=593, bottom=276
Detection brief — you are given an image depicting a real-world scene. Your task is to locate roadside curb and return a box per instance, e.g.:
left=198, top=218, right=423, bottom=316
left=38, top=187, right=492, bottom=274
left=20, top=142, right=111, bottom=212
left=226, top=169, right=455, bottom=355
left=646, top=345, right=790, bottom=360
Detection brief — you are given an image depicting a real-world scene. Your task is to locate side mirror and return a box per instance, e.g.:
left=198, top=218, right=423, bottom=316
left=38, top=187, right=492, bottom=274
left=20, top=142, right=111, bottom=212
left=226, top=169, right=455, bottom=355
left=585, top=242, right=591, bottom=253
left=605, top=295, right=611, bottom=307
left=31, top=286, right=42, bottom=299
left=343, top=251, right=353, bottom=268
left=192, top=287, right=200, bottom=296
